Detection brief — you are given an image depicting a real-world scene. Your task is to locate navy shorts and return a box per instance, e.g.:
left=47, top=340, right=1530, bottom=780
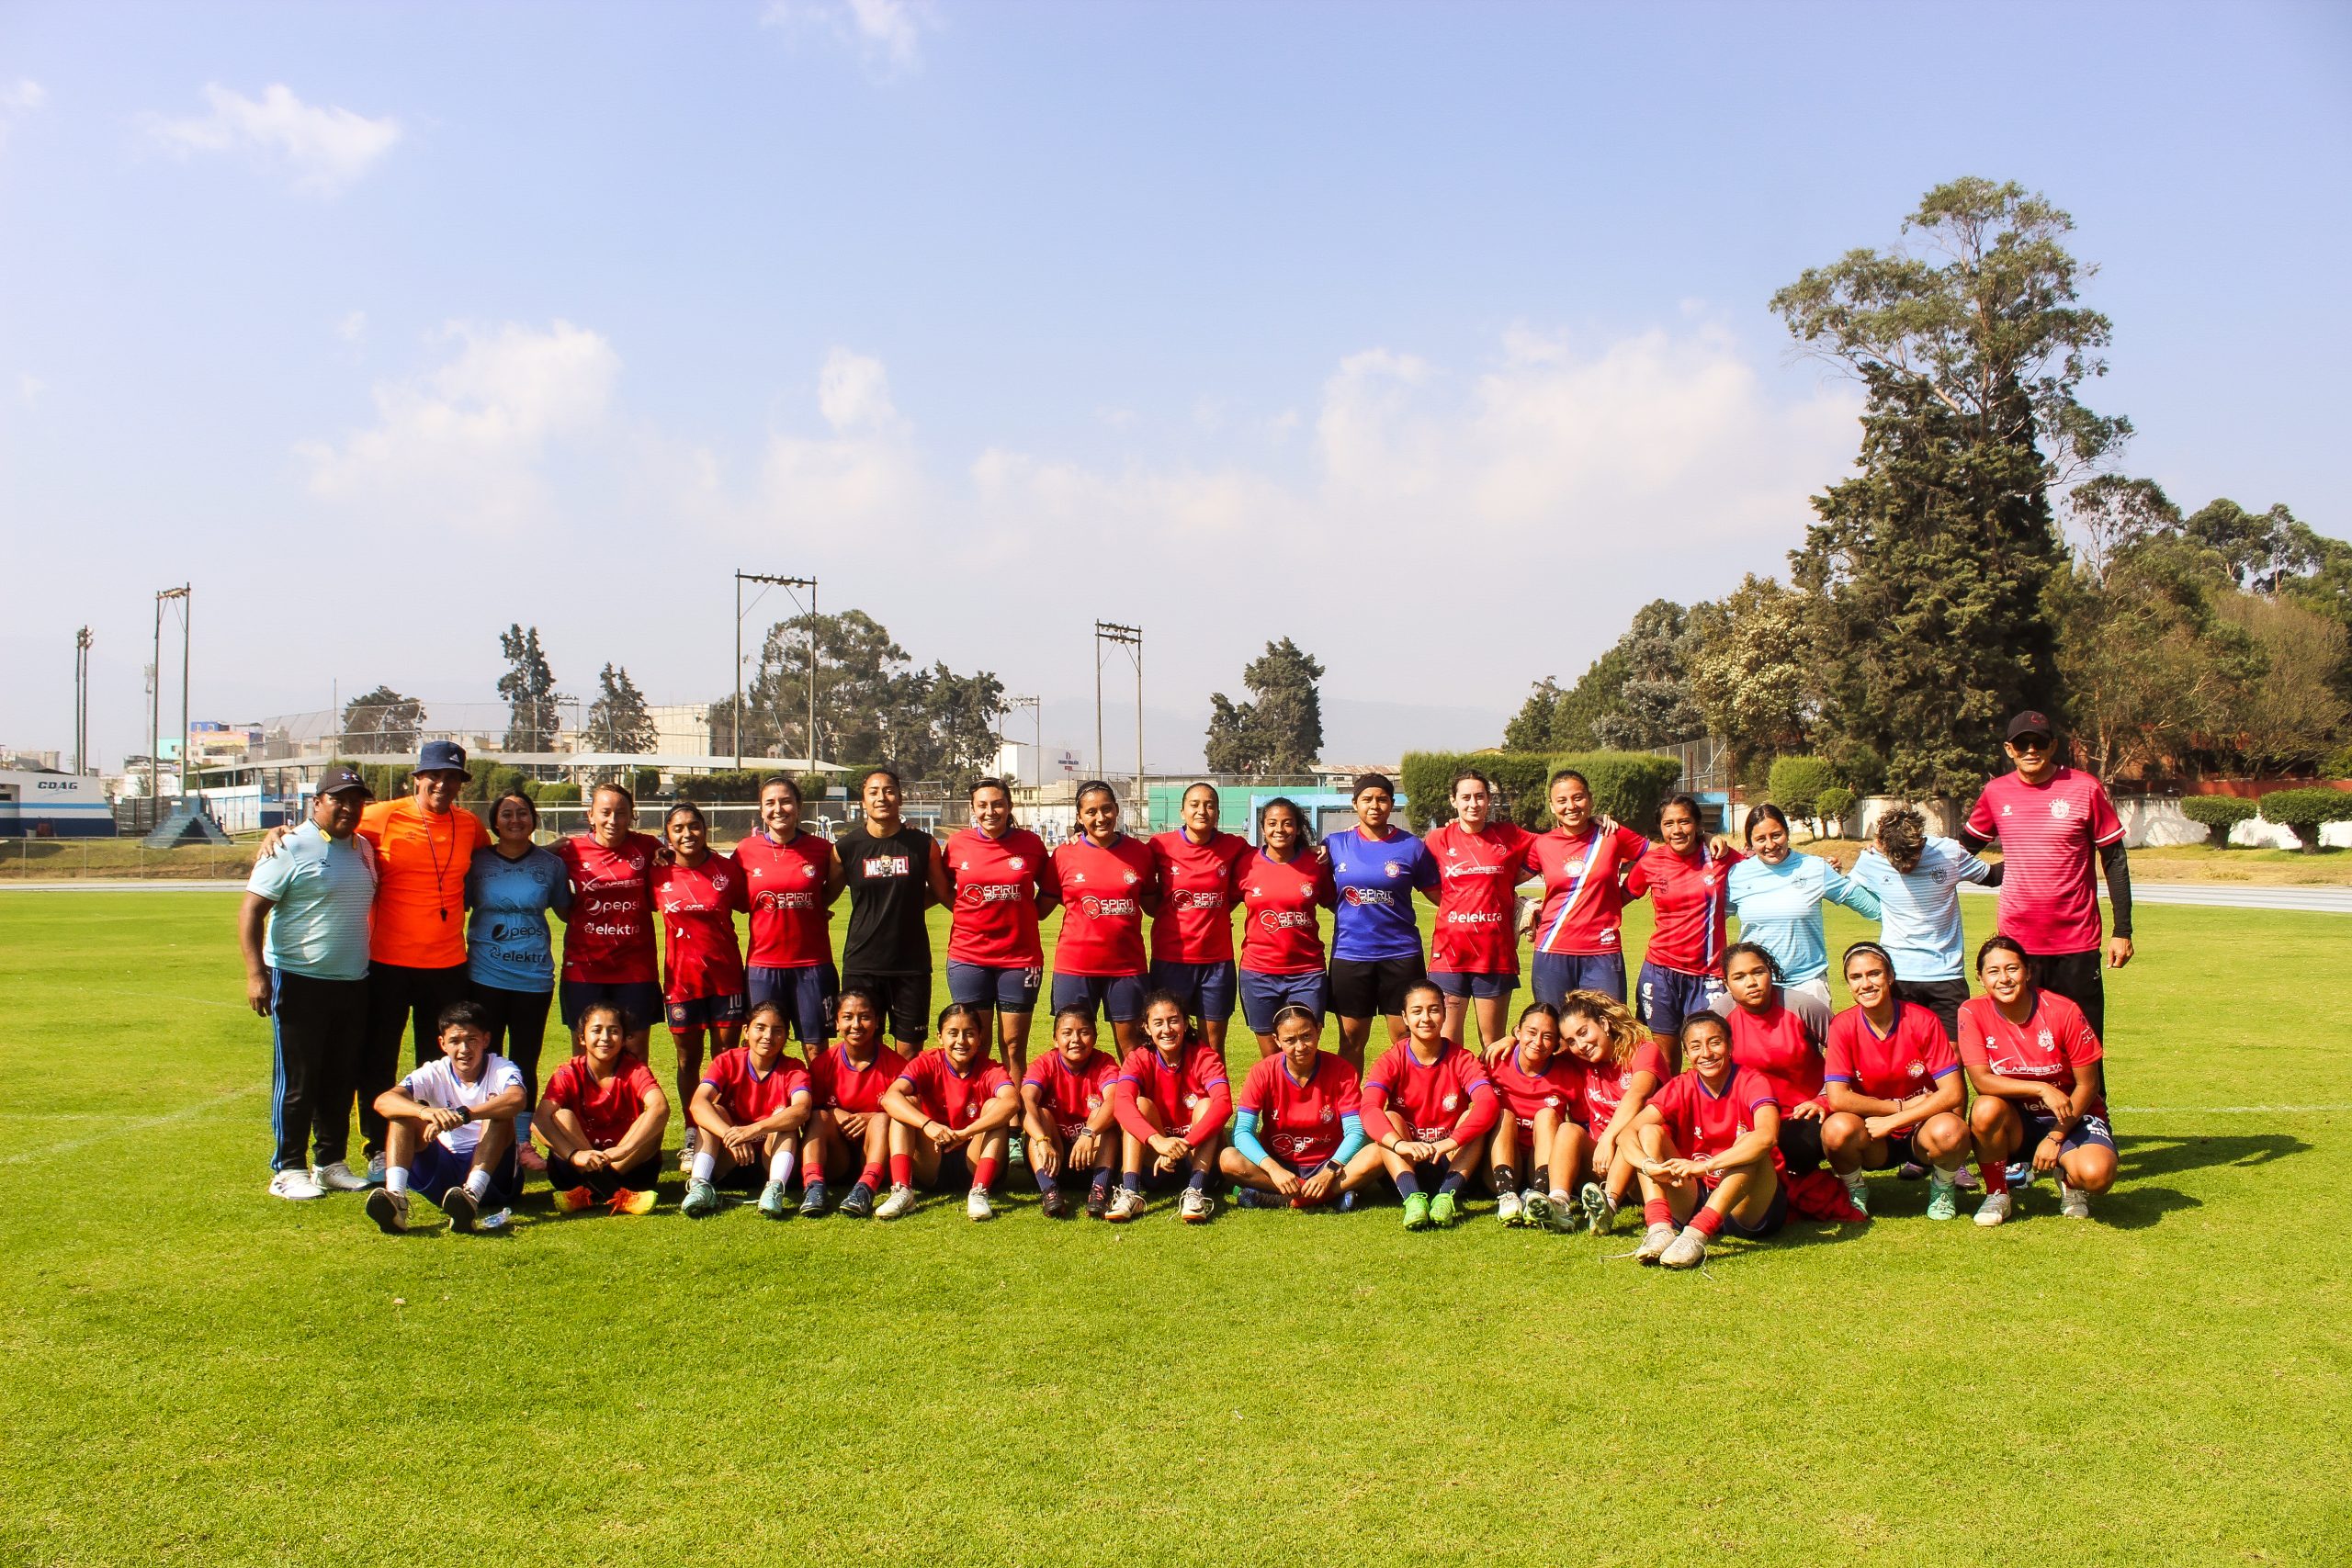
left=947, top=961, right=1043, bottom=1012
left=1702, top=1175, right=1788, bottom=1239
left=665, top=991, right=749, bottom=1032
left=1238, top=969, right=1327, bottom=1034
left=1636, top=962, right=1723, bottom=1038
left=1430, top=969, right=1518, bottom=1001
left=748, top=963, right=838, bottom=1043
left=1051, top=971, right=1148, bottom=1023
left=1532, top=951, right=1627, bottom=1008
left=2016, top=1106, right=2118, bottom=1158
left=559, top=979, right=663, bottom=1032
left=410, top=1139, right=519, bottom=1212
left=1148, top=960, right=1238, bottom=1021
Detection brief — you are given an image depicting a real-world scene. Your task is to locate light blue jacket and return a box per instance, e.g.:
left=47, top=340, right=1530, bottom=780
left=1727, top=852, right=1882, bottom=985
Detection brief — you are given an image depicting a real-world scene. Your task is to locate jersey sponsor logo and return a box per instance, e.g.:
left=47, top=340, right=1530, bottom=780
left=1256, top=909, right=1315, bottom=931
left=1444, top=859, right=1503, bottom=877
left=1079, top=895, right=1140, bottom=919
left=1170, top=889, right=1226, bottom=911
left=582, top=919, right=641, bottom=937
left=760, top=889, right=820, bottom=910
left=860, top=855, right=911, bottom=878
left=1442, top=910, right=1505, bottom=926
left=961, top=883, right=1026, bottom=905
left=1342, top=886, right=1396, bottom=908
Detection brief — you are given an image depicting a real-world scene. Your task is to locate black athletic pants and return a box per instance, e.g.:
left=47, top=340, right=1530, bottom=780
left=470, top=981, right=553, bottom=1111
left=359, top=962, right=473, bottom=1157
left=269, top=970, right=367, bottom=1173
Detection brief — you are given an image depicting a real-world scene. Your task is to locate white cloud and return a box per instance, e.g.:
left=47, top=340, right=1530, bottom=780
left=335, top=310, right=368, bottom=344
left=762, top=0, right=937, bottom=74
left=760, top=348, right=924, bottom=526
left=17, top=372, right=43, bottom=409
left=143, top=83, right=401, bottom=195
left=299, top=321, right=619, bottom=528
left=0, top=77, right=43, bottom=151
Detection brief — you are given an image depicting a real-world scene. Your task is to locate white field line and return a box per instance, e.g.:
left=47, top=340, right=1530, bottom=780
left=2, top=1084, right=261, bottom=1165
left=2111, top=1104, right=2352, bottom=1114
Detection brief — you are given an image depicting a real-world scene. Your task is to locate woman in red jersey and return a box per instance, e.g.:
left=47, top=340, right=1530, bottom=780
left=1220, top=1003, right=1381, bottom=1211
left=797, top=987, right=907, bottom=1220
left=1556, top=988, right=1671, bottom=1234
left=652, top=800, right=752, bottom=1168
left=1622, top=793, right=1740, bottom=1066
left=681, top=1000, right=812, bottom=1221
left=552, top=783, right=664, bottom=1057
left=1525, top=770, right=1649, bottom=1010
left=944, top=776, right=1060, bottom=1077
left=1482, top=1000, right=1588, bottom=1231
left=537, top=1001, right=669, bottom=1215
left=734, top=774, right=841, bottom=1053
left=1234, top=797, right=1336, bottom=1056
left=1717, top=941, right=1834, bottom=1177
left=1362, top=980, right=1499, bottom=1232
left=1821, top=942, right=1970, bottom=1220
left=876, top=1002, right=1020, bottom=1223
left=1048, top=782, right=1159, bottom=1053
left=1424, top=770, right=1541, bottom=1055
left=1107, top=991, right=1233, bottom=1224
left=1958, top=934, right=2116, bottom=1227
left=1148, top=783, right=1254, bottom=1057
left=1624, top=1010, right=1786, bottom=1269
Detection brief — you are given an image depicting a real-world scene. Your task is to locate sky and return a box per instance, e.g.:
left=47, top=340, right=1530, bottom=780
left=3, top=0, right=2347, bottom=774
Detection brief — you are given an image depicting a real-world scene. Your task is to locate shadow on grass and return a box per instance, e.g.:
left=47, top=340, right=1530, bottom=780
left=2120, top=1132, right=2310, bottom=1181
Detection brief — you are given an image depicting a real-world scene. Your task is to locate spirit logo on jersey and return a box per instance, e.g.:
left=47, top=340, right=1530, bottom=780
left=961, top=883, right=1024, bottom=905
left=860, top=856, right=911, bottom=878
left=1343, top=886, right=1396, bottom=907
left=1170, top=889, right=1226, bottom=911
left=1256, top=909, right=1314, bottom=931
left=1080, top=896, right=1140, bottom=919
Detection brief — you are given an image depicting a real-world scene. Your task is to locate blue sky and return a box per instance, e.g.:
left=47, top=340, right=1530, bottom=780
left=3, top=0, right=2346, bottom=773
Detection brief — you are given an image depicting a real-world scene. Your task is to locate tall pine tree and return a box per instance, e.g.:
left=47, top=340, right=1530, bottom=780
left=1205, top=638, right=1325, bottom=774
left=497, top=626, right=564, bottom=754
left=585, top=663, right=657, bottom=753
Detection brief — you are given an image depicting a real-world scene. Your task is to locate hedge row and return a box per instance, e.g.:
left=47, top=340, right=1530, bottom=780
left=1397, top=751, right=1686, bottom=832
left=2257, top=786, right=2352, bottom=851
left=2178, top=795, right=2256, bottom=833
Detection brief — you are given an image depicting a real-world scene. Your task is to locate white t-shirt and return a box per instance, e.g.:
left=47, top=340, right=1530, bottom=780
left=399, top=1055, right=524, bottom=1156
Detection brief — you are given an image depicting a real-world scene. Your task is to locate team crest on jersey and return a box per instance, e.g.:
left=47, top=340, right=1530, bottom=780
left=2037, top=1029, right=2054, bottom=1049
left=1123, top=871, right=1139, bottom=886
left=1008, top=857, right=1025, bottom=872
left=1907, top=1058, right=1926, bottom=1077
left=1544, top=1094, right=1560, bottom=1109
left=1383, top=861, right=1406, bottom=878
left=1442, top=1093, right=1460, bottom=1111
left=2051, top=799, right=2074, bottom=818
left=1318, top=1106, right=1334, bottom=1123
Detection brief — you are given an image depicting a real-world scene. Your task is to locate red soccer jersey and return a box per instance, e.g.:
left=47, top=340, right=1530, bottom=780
left=1578, top=1039, right=1673, bottom=1135
left=1425, top=821, right=1539, bottom=976
left=1624, top=841, right=1743, bottom=976
left=1490, top=1045, right=1587, bottom=1131
left=1965, top=767, right=2126, bottom=955
left=1648, top=1066, right=1782, bottom=1168
left=1148, top=829, right=1252, bottom=965
left=651, top=852, right=751, bottom=1003
left=543, top=1053, right=659, bottom=1149
left=807, top=1042, right=909, bottom=1114
left=701, top=1047, right=810, bottom=1122
left=1362, top=1041, right=1498, bottom=1144
left=1824, top=1002, right=1960, bottom=1102
left=1050, top=835, right=1155, bottom=976
left=1234, top=848, right=1333, bottom=975
left=735, top=830, right=835, bottom=969
left=1114, top=1042, right=1233, bottom=1145
left=1238, top=1052, right=1362, bottom=1169
left=1528, top=823, right=1650, bottom=956
left=1957, top=990, right=2107, bottom=1117
left=944, top=826, right=1057, bottom=968
left=1023, top=1047, right=1120, bottom=1136
left=554, top=832, right=662, bottom=984
left=1724, top=994, right=1831, bottom=1111
left=897, top=1049, right=1014, bottom=1131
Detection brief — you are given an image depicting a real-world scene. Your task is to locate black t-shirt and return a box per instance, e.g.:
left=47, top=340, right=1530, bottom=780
left=839, top=822, right=935, bottom=976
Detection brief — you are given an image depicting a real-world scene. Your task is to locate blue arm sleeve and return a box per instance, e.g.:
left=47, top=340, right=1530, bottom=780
left=1333, top=1111, right=1367, bottom=1164
left=1232, top=1108, right=1269, bottom=1166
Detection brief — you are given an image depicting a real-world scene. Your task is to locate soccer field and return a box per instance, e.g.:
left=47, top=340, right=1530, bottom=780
left=4, top=894, right=2347, bottom=1566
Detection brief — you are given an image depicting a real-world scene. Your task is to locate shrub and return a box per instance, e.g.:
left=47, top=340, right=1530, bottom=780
left=2256, top=787, right=2352, bottom=852
left=2178, top=795, right=2256, bottom=844
left=1815, top=786, right=1858, bottom=835
left=1396, top=751, right=1685, bottom=832
left=535, top=781, right=582, bottom=805
left=1766, top=755, right=1838, bottom=828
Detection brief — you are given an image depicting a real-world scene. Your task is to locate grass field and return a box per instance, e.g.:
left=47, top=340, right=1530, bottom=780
left=4, top=893, right=2349, bottom=1566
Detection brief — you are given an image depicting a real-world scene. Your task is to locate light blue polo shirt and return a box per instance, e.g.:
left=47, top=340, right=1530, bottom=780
left=246, top=820, right=376, bottom=981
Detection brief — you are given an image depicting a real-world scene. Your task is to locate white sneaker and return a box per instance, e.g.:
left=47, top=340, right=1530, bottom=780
left=364, top=1152, right=387, bottom=1184
left=966, top=1185, right=995, bottom=1222
left=2058, top=1179, right=2090, bottom=1220
left=874, top=1183, right=917, bottom=1220
left=1178, top=1186, right=1212, bottom=1224
left=364, top=1187, right=409, bottom=1233
left=1496, top=1190, right=1524, bottom=1226
left=269, top=1168, right=326, bottom=1201
left=1634, top=1221, right=1678, bottom=1264
left=311, top=1160, right=368, bottom=1192
left=1106, top=1187, right=1146, bottom=1223
left=1659, top=1226, right=1709, bottom=1269
left=1974, top=1190, right=2014, bottom=1227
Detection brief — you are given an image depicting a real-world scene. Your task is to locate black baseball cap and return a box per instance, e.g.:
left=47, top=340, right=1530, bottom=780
left=317, top=766, right=372, bottom=797
left=2005, top=711, right=2055, bottom=743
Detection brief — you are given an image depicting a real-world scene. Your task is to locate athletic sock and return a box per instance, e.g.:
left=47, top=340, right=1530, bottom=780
left=1185, top=1168, right=1207, bottom=1192
left=463, top=1168, right=492, bottom=1201
left=1438, top=1171, right=1465, bottom=1198
left=1091, top=1166, right=1114, bottom=1192
left=1550, top=1188, right=1573, bottom=1205
left=1122, top=1170, right=1144, bottom=1194
left=857, top=1161, right=886, bottom=1191
left=974, top=1156, right=1001, bottom=1191
left=515, top=1111, right=534, bottom=1143
left=1494, top=1163, right=1519, bottom=1194
left=385, top=1166, right=410, bottom=1196
left=769, top=1148, right=796, bottom=1186
left=1688, top=1207, right=1724, bottom=1238
left=1531, top=1165, right=1548, bottom=1192
left=1393, top=1169, right=1422, bottom=1199
left=1979, top=1160, right=2009, bottom=1194
left=888, top=1153, right=912, bottom=1188
left=1034, top=1166, right=1058, bottom=1195
left=1643, top=1198, right=1671, bottom=1226
left=691, top=1151, right=717, bottom=1183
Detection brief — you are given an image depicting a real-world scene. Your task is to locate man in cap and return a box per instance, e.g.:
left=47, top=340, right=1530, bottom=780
left=240, top=767, right=379, bottom=1199
left=1961, top=711, right=2133, bottom=1042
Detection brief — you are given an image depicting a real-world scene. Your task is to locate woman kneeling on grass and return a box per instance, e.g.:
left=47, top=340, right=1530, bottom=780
left=1557, top=989, right=1671, bottom=1235
left=1109, top=991, right=1234, bottom=1224
left=1484, top=1002, right=1589, bottom=1231
left=1362, top=980, right=1498, bottom=1231
left=1020, top=1005, right=1123, bottom=1220
left=1958, top=934, right=2117, bottom=1227
left=876, top=1002, right=1020, bottom=1222
left=683, top=1001, right=813, bottom=1221
left=537, top=1001, right=669, bottom=1214
left=1221, top=1003, right=1382, bottom=1211
left=1625, top=1011, right=1785, bottom=1270
left=1821, top=942, right=1970, bottom=1221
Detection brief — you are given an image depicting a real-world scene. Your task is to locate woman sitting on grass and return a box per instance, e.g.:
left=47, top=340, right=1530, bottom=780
left=1625, top=1011, right=1785, bottom=1269
left=1109, top=991, right=1234, bottom=1224
left=1020, top=1005, right=1123, bottom=1220
left=1221, top=1003, right=1381, bottom=1211
left=1557, top=989, right=1670, bottom=1234
left=1820, top=942, right=1970, bottom=1220
left=1958, top=934, right=2117, bottom=1227
left=1715, top=941, right=1862, bottom=1224
left=1362, top=980, right=1498, bottom=1231
left=683, top=1001, right=812, bottom=1221
left=536, top=1001, right=668, bottom=1214
left=1483, top=1001, right=1588, bottom=1230
left=876, top=1002, right=1019, bottom=1222
left=798, top=988, right=907, bottom=1219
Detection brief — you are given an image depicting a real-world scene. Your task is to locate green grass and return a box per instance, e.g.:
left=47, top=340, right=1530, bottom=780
left=4, top=894, right=2348, bottom=1566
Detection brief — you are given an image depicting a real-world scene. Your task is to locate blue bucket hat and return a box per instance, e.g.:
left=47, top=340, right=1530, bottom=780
left=415, top=739, right=471, bottom=780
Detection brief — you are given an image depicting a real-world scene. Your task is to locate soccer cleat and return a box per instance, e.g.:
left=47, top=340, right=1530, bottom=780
left=2004, top=1160, right=2032, bottom=1190
left=443, top=1186, right=480, bottom=1234
left=967, top=1186, right=996, bottom=1222
left=2058, top=1179, right=2091, bottom=1220
left=1338, top=1190, right=1361, bottom=1212
left=1401, top=1191, right=1432, bottom=1231
left=608, top=1187, right=657, bottom=1216
left=269, top=1168, right=327, bottom=1201
left=1659, top=1226, right=1709, bottom=1270
left=1429, top=1190, right=1460, bottom=1227
left=1926, top=1171, right=1959, bottom=1222
left=1897, top=1160, right=1928, bottom=1180
left=1579, top=1182, right=1614, bottom=1235
left=1973, top=1190, right=2013, bottom=1227
left=1106, top=1187, right=1145, bottom=1223
left=1007, top=1134, right=1026, bottom=1167
left=365, top=1152, right=388, bottom=1184
left=1179, top=1187, right=1212, bottom=1224
left=1842, top=1171, right=1871, bottom=1216
left=312, top=1160, right=368, bottom=1192
left=758, top=1180, right=791, bottom=1219
left=1634, top=1221, right=1679, bottom=1264
left=839, top=1183, right=876, bottom=1220
left=1954, top=1164, right=1980, bottom=1192
left=682, top=1178, right=721, bottom=1219
left=1041, top=1186, right=1072, bottom=1219
left=677, top=1145, right=695, bottom=1175
left=874, top=1183, right=917, bottom=1220
left=1233, top=1187, right=1268, bottom=1209
left=799, top=1181, right=829, bottom=1217
left=553, top=1185, right=597, bottom=1214
left=1084, top=1186, right=1112, bottom=1221
left=1496, top=1190, right=1525, bottom=1226
left=365, top=1187, right=409, bottom=1234
left=1513, top=1190, right=1547, bottom=1229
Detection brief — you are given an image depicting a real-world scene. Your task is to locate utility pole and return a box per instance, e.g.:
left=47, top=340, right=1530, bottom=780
left=1002, top=695, right=1040, bottom=784
left=735, top=571, right=818, bottom=771
left=73, top=627, right=91, bottom=776
left=1094, top=622, right=1143, bottom=806
left=155, top=586, right=190, bottom=797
